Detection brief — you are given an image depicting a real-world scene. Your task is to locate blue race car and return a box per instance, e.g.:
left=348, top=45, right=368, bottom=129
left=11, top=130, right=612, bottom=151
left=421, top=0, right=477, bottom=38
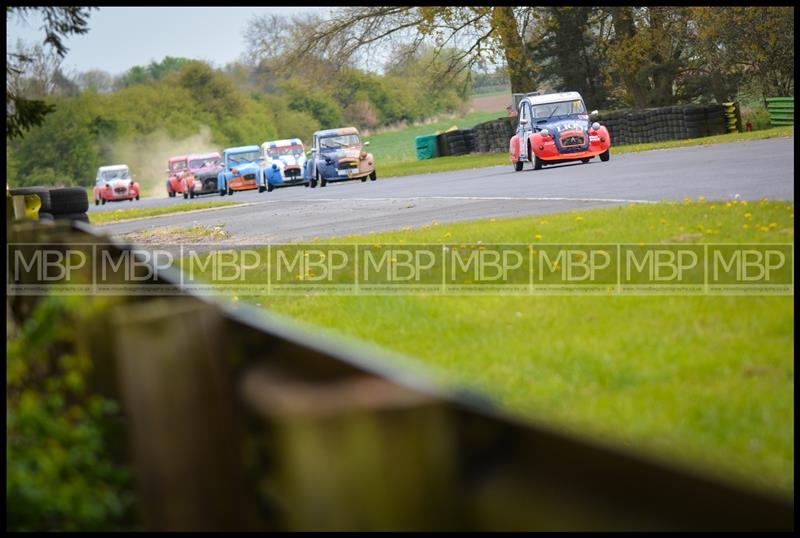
left=304, top=127, right=376, bottom=188
left=217, top=145, right=263, bottom=196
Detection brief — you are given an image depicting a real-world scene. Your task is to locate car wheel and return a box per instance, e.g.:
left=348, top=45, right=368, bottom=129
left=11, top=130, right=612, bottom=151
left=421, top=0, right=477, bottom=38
left=599, top=149, right=610, bottom=162
left=220, top=189, right=226, bottom=196
left=95, top=197, right=100, bottom=206
left=534, top=155, right=543, bottom=170
left=267, top=183, right=274, bottom=192
left=369, top=170, right=377, bottom=181
left=320, top=173, right=327, bottom=188
left=101, top=198, right=106, bottom=205
left=581, top=158, right=591, bottom=163
left=189, top=190, right=195, bottom=199
left=514, top=160, right=523, bottom=172
left=130, top=197, right=134, bottom=202
left=10, top=187, right=52, bottom=213
left=258, top=184, right=265, bottom=193
left=228, top=186, right=234, bottom=196
left=136, top=194, right=140, bottom=201
left=183, top=190, right=188, bottom=199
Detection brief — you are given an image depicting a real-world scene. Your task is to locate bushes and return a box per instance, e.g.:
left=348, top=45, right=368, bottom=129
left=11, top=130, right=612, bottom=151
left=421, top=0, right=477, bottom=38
left=7, top=296, right=134, bottom=531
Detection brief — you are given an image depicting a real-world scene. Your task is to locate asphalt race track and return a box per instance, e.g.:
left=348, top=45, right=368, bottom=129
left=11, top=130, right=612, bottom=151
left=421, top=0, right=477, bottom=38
left=94, top=137, right=794, bottom=243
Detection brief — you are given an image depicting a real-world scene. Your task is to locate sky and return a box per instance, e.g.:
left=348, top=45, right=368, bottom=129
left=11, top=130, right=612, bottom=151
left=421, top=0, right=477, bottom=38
left=6, top=7, right=332, bottom=76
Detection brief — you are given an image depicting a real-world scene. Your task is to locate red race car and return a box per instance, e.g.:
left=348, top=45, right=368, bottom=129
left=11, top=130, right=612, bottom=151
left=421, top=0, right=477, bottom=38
left=509, top=91, right=611, bottom=171
left=93, top=164, right=140, bottom=205
left=165, top=155, right=190, bottom=197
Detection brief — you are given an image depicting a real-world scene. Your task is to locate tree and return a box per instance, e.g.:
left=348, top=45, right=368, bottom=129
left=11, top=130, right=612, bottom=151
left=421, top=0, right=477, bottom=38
left=692, top=7, right=794, bottom=101
left=262, top=7, right=540, bottom=94
left=6, top=6, right=94, bottom=139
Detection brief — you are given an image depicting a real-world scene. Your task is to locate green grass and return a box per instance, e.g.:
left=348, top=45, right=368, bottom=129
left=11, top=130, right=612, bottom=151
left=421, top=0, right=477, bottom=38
left=209, top=200, right=794, bottom=497
left=379, top=126, right=794, bottom=179
left=89, top=200, right=237, bottom=225
left=365, top=109, right=507, bottom=162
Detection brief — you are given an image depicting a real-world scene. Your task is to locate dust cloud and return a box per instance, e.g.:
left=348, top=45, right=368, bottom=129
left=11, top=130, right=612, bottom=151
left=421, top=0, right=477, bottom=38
left=106, top=126, right=219, bottom=197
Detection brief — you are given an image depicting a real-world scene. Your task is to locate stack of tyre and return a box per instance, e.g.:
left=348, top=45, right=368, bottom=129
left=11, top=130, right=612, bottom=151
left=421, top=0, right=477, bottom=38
left=436, top=129, right=476, bottom=157
left=472, top=118, right=516, bottom=153
left=597, top=104, right=729, bottom=146
left=9, top=186, right=90, bottom=224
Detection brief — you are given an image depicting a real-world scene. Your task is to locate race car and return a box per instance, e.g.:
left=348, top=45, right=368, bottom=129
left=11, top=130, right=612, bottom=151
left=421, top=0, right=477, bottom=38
left=217, top=145, right=263, bottom=195
left=261, top=138, right=309, bottom=191
left=509, top=91, right=611, bottom=171
left=93, top=164, right=140, bottom=205
left=165, top=155, right=190, bottom=197
left=304, top=127, right=376, bottom=188
left=183, top=152, right=223, bottom=198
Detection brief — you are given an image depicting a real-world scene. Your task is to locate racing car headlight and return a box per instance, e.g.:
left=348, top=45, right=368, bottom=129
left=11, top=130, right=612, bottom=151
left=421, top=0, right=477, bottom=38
left=272, top=164, right=279, bottom=170
left=592, top=122, right=601, bottom=131
left=540, top=129, right=550, bottom=138
left=130, top=180, right=135, bottom=186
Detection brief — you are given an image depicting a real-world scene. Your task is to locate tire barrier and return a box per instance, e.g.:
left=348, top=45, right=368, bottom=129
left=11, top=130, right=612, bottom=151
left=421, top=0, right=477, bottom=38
left=766, top=97, right=794, bottom=126
left=597, top=104, right=730, bottom=146
left=723, top=101, right=743, bottom=133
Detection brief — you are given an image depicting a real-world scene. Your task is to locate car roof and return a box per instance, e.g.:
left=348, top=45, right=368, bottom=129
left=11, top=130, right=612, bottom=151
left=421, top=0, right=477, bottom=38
left=98, top=165, right=128, bottom=171
left=224, top=145, right=261, bottom=154
left=262, top=138, right=303, bottom=148
left=187, top=152, right=221, bottom=160
left=315, top=127, right=359, bottom=138
left=524, top=91, right=583, bottom=105
left=168, top=155, right=188, bottom=162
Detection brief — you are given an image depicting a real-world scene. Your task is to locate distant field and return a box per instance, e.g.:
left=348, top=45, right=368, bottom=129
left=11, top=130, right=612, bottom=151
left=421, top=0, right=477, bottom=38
left=365, top=109, right=506, bottom=162
left=470, top=92, right=512, bottom=113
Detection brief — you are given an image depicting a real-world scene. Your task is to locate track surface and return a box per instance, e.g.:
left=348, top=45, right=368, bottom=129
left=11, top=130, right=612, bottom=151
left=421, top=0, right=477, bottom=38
left=94, top=138, right=794, bottom=243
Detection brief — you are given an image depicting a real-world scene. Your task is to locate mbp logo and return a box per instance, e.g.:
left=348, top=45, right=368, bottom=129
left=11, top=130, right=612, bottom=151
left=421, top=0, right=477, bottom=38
left=447, top=245, right=528, bottom=287
left=621, top=245, right=704, bottom=287
left=270, top=245, right=356, bottom=289
left=360, top=246, right=440, bottom=283
left=9, top=245, right=88, bottom=283
left=709, top=245, right=792, bottom=287
left=534, top=245, right=617, bottom=286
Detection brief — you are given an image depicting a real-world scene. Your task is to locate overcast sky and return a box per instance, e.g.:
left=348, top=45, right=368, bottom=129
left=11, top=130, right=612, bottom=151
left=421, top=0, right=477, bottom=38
left=6, top=6, right=332, bottom=76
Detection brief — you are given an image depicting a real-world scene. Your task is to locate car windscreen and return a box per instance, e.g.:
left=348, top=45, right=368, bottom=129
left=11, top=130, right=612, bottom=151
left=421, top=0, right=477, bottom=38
left=170, top=161, right=188, bottom=171
left=100, top=169, right=129, bottom=180
left=267, top=145, right=304, bottom=158
left=227, top=151, right=261, bottom=165
left=319, top=134, right=360, bottom=150
left=190, top=158, right=219, bottom=169
left=531, top=100, right=586, bottom=118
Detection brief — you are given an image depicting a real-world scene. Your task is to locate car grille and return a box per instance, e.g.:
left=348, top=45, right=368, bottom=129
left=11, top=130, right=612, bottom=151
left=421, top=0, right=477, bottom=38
left=114, top=187, right=127, bottom=194
left=243, top=173, right=256, bottom=180
left=561, top=135, right=585, bottom=147
left=338, top=161, right=359, bottom=170
left=285, top=167, right=301, bottom=179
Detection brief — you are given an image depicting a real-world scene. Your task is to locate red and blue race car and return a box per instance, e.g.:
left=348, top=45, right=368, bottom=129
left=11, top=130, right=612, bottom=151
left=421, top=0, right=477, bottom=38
left=509, top=91, right=611, bottom=171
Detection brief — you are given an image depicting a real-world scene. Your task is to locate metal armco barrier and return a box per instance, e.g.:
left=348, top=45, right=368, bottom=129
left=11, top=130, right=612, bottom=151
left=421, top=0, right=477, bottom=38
left=767, top=97, right=794, bottom=126
left=6, top=220, right=794, bottom=531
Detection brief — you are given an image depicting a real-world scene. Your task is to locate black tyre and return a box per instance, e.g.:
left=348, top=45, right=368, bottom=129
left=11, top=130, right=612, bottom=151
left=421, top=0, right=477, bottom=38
left=267, top=183, right=274, bottom=192
left=55, top=212, right=89, bottom=223
left=533, top=155, right=543, bottom=170
left=599, top=150, right=610, bottom=162
left=370, top=170, right=376, bottom=181
left=101, top=198, right=106, bottom=205
left=320, top=177, right=327, bottom=187
left=135, top=194, right=140, bottom=201
left=38, top=211, right=54, bottom=221
left=228, top=186, right=234, bottom=196
left=10, top=187, right=52, bottom=213
left=361, top=176, right=367, bottom=182
left=183, top=190, right=188, bottom=199
left=581, top=158, right=591, bottom=163
left=258, top=185, right=266, bottom=193
left=95, top=197, right=100, bottom=206
left=220, top=188, right=226, bottom=196
left=514, top=160, right=523, bottom=172
left=49, top=187, right=88, bottom=215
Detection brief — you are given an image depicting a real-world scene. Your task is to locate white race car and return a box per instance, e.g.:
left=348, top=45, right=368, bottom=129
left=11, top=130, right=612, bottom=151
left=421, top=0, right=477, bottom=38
left=261, top=138, right=309, bottom=191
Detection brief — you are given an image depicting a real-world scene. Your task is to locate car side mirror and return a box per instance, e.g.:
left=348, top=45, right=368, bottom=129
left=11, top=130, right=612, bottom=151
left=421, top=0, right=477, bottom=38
left=590, top=110, right=599, bottom=118
left=519, top=118, right=529, bottom=126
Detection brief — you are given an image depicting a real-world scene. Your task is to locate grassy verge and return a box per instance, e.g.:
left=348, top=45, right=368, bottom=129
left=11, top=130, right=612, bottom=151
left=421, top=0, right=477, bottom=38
left=380, top=126, right=794, bottom=179
left=89, top=201, right=237, bottom=225
left=205, top=200, right=794, bottom=496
